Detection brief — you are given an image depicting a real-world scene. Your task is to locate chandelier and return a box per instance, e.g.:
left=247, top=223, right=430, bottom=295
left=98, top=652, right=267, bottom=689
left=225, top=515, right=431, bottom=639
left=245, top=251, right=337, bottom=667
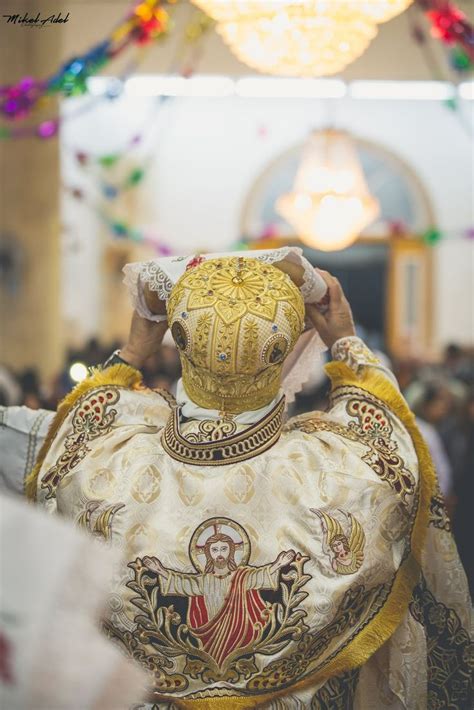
left=191, top=1, right=413, bottom=76
left=276, top=129, right=380, bottom=251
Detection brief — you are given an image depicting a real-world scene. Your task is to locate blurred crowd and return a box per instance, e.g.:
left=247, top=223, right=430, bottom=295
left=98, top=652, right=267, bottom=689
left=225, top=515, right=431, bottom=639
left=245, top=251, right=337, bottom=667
left=0, top=336, right=473, bottom=598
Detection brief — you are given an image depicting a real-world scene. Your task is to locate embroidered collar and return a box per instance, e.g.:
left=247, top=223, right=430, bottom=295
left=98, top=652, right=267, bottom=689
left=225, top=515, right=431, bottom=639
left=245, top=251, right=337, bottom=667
left=161, top=396, right=285, bottom=466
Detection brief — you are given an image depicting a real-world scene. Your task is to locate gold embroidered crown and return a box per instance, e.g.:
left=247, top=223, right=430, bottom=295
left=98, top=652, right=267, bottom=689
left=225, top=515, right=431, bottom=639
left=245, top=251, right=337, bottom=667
left=167, top=256, right=305, bottom=413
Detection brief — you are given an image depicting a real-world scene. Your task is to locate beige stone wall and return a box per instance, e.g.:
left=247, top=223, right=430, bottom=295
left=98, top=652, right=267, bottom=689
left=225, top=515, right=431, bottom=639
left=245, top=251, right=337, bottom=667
left=0, top=1, right=63, bottom=378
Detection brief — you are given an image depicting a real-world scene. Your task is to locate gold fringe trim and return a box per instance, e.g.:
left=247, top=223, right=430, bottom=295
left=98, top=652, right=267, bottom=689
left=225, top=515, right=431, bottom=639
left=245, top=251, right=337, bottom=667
left=24, top=364, right=142, bottom=501
left=168, top=363, right=437, bottom=709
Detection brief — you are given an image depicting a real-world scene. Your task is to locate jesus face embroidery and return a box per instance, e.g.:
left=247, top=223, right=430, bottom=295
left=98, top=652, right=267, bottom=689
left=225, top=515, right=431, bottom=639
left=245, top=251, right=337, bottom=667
left=127, top=517, right=310, bottom=678
left=206, top=535, right=234, bottom=572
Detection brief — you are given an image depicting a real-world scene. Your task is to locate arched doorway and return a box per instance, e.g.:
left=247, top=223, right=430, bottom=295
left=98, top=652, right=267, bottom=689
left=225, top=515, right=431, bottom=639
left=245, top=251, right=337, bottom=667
left=241, top=135, right=435, bottom=356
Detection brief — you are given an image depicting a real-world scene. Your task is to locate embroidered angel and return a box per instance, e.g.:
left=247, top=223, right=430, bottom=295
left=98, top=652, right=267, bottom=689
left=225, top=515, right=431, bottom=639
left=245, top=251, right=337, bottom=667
left=311, top=508, right=365, bottom=575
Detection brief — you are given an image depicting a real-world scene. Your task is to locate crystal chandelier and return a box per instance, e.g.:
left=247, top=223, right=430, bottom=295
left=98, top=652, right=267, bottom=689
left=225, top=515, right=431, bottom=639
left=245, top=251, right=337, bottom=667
left=276, top=129, right=380, bottom=251
left=191, top=1, right=413, bottom=77
left=350, top=0, right=414, bottom=24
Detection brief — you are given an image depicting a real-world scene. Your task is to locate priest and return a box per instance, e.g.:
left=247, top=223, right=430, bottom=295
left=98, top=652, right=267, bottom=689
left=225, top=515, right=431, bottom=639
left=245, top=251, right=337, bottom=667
left=21, top=249, right=473, bottom=709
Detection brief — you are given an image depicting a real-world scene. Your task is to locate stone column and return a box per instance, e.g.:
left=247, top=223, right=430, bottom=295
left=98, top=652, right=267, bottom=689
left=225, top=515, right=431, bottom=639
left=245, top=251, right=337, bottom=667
left=0, top=1, right=63, bottom=380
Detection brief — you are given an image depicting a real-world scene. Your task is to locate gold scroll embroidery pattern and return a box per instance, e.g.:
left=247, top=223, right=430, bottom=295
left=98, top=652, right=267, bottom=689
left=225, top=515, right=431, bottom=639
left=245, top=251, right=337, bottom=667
left=288, top=396, right=415, bottom=502
left=76, top=500, right=125, bottom=542
left=247, top=583, right=387, bottom=691
left=40, top=387, right=120, bottom=500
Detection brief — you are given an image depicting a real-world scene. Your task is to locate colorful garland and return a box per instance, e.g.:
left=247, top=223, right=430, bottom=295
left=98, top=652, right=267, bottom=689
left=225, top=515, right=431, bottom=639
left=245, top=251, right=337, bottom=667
left=0, top=1, right=172, bottom=138
left=234, top=221, right=474, bottom=251
left=417, top=0, right=474, bottom=64
left=64, top=182, right=172, bottom=254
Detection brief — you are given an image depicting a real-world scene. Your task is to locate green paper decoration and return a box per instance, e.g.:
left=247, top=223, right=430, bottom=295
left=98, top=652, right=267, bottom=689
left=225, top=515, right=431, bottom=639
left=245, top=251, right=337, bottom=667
left=127, top=167, right=145, bottom=186
left=444, top=97, right=458, bottom=112
left=423, top=227, right=442, bottom=245
left=99, top=154, right=120, bottom=168
left=112, top=220, right=129, bottom=237
left=451, top=47, right=472, bottom=71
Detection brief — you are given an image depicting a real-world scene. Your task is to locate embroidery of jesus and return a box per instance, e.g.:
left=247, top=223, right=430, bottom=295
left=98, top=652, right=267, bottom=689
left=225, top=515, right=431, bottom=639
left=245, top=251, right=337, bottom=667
left=132, top=516, right=308, bottom=672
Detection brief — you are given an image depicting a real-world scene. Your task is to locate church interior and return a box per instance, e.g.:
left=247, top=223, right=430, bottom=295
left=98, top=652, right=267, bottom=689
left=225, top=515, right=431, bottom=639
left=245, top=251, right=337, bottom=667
left=0, top=1, right=473, bottom=703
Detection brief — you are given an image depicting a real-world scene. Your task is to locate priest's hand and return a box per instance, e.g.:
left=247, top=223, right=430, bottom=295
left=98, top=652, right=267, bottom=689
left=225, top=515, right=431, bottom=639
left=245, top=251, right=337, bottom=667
left=120, top=310, right=168, bottom=371
left=305, top=269, right=356, bottom=349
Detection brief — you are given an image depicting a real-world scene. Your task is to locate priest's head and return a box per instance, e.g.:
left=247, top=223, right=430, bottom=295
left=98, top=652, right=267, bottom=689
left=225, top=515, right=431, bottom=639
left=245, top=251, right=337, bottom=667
left=167, top=256, right=305, bottom=414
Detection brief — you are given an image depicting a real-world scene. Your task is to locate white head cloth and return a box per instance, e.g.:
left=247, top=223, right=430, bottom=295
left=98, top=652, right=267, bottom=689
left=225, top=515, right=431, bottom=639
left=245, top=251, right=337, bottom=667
left=123, top=246, right=329, bottom=408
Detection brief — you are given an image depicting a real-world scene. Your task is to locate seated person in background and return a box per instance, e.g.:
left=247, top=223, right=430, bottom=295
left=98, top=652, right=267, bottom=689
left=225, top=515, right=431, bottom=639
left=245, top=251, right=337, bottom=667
left=4, top=249, right=473, bottom=709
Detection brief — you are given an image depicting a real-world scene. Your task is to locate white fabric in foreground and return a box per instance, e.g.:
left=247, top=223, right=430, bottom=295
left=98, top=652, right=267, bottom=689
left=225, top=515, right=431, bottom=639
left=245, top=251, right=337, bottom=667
left=0, top=495, right=147, bottom=710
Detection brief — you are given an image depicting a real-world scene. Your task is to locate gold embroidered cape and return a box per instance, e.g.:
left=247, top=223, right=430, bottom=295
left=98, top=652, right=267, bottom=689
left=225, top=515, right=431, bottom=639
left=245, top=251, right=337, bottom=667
left=27, top=338, right=472, bottom=709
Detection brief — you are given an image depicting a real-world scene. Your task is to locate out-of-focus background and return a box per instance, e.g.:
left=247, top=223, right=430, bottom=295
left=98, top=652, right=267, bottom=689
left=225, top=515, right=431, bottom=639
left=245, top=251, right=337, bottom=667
left=0, top=1, right=473, bottom=585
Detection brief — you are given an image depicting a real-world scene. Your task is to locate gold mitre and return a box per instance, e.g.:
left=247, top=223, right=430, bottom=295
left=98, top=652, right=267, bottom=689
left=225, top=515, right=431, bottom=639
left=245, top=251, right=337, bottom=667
left=167, top=256, right=305, bottom=413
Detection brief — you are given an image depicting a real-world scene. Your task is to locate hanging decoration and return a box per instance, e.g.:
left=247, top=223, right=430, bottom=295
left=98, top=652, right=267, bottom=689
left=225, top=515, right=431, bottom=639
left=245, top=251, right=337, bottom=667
left=235, top=223, right=474, bottom=252
left=61, top=10, right=211, bottom=251
left=416, top=0, right=474, bottom=60
left=190, top=0, right=415, bottom=77
left=420, top=225, right=474, bottom=245
left=99, top=209, right=172, bottom=254
left=0, top=0, right=172, bottom=138
left=449, top=47, right=472, bottom=72
left=74, top=148, right=151, bottom=202
left=276, top=129, right=380, bottom=251
left=58, top=9, right=212, bottom=253
left=63, top=183, right=172, bottom=254
left=422, top=226, right=443, bottom=244
left=408, top=5, right=473, bottom=138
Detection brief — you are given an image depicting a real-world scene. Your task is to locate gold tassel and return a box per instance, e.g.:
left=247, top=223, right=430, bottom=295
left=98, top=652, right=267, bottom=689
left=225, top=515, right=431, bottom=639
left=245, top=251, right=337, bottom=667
left=24, top=364, right=142, bottom=501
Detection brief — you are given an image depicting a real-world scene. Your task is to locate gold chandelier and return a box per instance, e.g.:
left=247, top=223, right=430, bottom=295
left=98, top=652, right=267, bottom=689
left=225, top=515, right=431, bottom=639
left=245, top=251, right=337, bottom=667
left=191, top=1, right=413, bottom=77
left=349, top=0, right=414, bottom=24
left=276, top=129, right=380, bottom=251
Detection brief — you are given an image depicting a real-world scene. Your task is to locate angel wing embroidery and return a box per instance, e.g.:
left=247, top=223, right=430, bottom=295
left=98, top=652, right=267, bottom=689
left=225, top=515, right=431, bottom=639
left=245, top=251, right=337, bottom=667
left=310, top=508, right=365, bottom=575
left=77, top=500, right=124, bottom=542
